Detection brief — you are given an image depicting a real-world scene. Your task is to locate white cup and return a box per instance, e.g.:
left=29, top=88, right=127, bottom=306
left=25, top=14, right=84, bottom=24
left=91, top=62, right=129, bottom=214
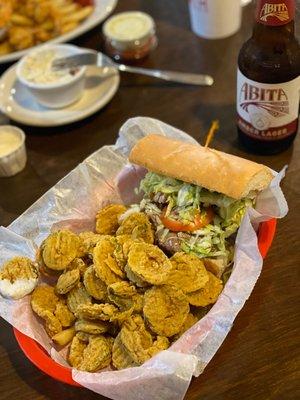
left=16, top=44, right=86, bottom=109
left=188, top=0, right=251, bottom=39
left=0, top=126, right=27, bottom=177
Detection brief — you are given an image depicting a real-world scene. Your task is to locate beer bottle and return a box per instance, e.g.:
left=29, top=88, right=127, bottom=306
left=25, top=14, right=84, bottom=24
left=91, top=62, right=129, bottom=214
left=237, top=0, right=300, bottom=154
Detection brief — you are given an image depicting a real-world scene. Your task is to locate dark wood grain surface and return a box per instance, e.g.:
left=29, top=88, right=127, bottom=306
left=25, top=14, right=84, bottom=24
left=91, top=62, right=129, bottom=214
left=0, top=1, right=299, bottom=399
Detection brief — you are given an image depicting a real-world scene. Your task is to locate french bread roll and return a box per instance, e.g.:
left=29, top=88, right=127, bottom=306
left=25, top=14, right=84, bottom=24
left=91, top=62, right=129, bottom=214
left=129, top=134, right=273, bottom=199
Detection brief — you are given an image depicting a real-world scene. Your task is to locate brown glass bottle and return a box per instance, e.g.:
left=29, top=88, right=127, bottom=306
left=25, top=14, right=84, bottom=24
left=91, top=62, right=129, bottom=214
left=237, top=0, right=300, bottom=154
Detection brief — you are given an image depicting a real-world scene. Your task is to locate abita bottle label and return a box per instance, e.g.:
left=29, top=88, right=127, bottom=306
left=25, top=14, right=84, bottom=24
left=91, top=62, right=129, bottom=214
left=237, top=69, right=300, bottom=141
left=256, top=0, right=295, bottom=26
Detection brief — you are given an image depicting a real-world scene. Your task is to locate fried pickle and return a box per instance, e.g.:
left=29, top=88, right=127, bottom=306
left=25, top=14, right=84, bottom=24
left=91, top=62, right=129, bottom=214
left=83, top=266, right=107, bottom=301
left=147, top=336, right=170, bottom=358
left=76, top=331, right=99, bottom=343
left=187, top=272, right=223, bottom=307
left=95, top=204, right=127, bottom=235
left=143, top=285, right=189, bottom=337
left=116, top=212, right=154, bottom=244
left=93, top=237, right=123, bottom=285
left=108, top=281, right=143, bottom=312
left=0, top=256, right=38, bottom=299
left=66, top=257, right=88, bottom=277
left=44, top=310, right=62, bottom=337
left=68, top=334, right=87, bottom=369
left=66, top=283, right=91, bottom=314
left=173, top=313, right=198, bottom=341
left=124, top=265, right=149, bottom=288
left=52, top=326, right=76, bottom=347
left=75, top=319, right=109, bottom=335
left=169, top=252, right=209, bottom=293
left=79, top=335, right=113, bottom=372
left=31, top=285, right=59, bottom=316
left=42, top=230, right=81, bottom=270
left=55, top=269, right=80, bottom=295
left=112, top=334, right=137, bottom=370
left=127, top=243, right=172, bottom=285
left=119, top=315, right=153, bottom=364
left=75, top=303, right=118, bottom=321
left=79, top=231, right=104, bottom=255
left=109, top=307, right=134, bottom=326
left=54, top=301, right=75, bottom=328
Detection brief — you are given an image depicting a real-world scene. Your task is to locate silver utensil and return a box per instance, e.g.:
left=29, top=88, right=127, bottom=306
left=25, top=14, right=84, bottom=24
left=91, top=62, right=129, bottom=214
left=52, top=50, right=214, bottom=86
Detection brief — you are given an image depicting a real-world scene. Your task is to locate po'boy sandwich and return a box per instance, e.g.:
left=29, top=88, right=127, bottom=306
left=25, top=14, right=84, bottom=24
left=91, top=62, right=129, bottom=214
left=129, top=134, right=273, bottom=275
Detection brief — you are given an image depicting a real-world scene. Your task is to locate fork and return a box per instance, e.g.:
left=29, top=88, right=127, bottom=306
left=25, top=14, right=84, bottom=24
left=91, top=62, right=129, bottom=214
left=52, top=50, right=214, bottom=86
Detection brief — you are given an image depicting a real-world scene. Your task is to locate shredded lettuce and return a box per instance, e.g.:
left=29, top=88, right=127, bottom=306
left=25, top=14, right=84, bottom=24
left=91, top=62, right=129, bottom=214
left=139, top=172, right=255, bottom=260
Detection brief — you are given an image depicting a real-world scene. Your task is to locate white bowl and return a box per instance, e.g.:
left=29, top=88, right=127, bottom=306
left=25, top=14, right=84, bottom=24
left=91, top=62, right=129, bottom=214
left=0, top=125, right=26, bottom=177
left=16, top=44, right=86, bottom=109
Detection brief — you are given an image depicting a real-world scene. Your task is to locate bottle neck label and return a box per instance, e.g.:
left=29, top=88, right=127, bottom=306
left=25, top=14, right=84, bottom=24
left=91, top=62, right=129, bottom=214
left=237, top=69, right=300, bottom=141
left=255, top=0, right=295, bottom=26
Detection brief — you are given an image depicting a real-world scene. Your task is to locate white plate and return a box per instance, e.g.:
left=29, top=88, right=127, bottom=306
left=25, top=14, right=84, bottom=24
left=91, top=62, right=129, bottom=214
left=0, top=64, right=120, bottom=127
left=0, top=0, right=117, bottom=65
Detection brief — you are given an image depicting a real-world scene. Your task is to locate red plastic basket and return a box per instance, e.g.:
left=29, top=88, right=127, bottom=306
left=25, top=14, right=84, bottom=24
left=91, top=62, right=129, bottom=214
left=13, top=218, right=277, bottom=387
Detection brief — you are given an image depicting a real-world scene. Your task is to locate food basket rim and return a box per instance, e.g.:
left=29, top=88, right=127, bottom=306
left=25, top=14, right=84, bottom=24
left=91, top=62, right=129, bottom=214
left=13, top=218, right=277, bottom=387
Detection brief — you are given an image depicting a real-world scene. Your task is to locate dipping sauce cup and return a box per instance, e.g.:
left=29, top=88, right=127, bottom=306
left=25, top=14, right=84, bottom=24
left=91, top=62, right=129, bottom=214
left=16, top=44, right=86, bottom=109
left=0, top=125, right=26, bottom=177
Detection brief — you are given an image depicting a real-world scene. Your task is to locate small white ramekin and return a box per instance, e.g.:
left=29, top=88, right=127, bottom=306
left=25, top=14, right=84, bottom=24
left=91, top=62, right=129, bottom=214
left=0, top=126, right=27, bottom=177
left=16, top=44, right=86, bottom=109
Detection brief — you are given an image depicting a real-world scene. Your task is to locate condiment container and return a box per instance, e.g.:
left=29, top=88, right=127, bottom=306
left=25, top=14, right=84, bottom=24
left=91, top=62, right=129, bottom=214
left=16, top=44, right=86, bottom=109
left=103, top=11, right=157, bottom=61
left=0, top=126, right=26, bottom=177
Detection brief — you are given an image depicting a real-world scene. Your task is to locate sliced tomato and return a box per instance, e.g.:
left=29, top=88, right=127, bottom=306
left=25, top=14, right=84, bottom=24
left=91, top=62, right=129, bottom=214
left=75, top=0, right=93, bottom=6
left=160, top=207, right=214, bottom=232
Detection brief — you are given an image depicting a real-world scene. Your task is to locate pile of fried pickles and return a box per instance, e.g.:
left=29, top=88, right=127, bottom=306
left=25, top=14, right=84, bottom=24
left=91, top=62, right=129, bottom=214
left=0, top=205, right=224, bottom=372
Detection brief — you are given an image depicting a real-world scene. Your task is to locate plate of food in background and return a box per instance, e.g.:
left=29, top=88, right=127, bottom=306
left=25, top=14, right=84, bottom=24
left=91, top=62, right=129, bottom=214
left=0, top=0, right=118, bottom=64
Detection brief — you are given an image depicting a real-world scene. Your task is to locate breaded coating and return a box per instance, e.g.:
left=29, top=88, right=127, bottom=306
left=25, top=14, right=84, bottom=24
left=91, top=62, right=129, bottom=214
left=31, top=285, right=59, bottom=316
left=76, top=331, right=100, bottom=343
left=124, top=265, right=149, bottom=288
left=173, top=313, right=198, bottom=341
left=44, top=310, right=62, bottom=337
left=108, top=281, right=143, bottom=312
left=169, top=252, right=209, bottom=293
left=83, top=266, right=107, bottom=301
left=79, top=335, right=113, bottom=372
left=95, top=204, right=127, bottom=235
left=147, top=336, right=170, bottom=358
left=187, top=272, right=223, bottom=307
left=109, top=307, right=134, bottom=325
left=67, top=283, right=92, bottom=314
left=143, top=285, right=189, bottom=337
left=112, top=334, right=137, bottom=370
left=68, top=335, right=87, bottom=369
left=55, top=269, right=80, bottom=295
left=116, top=212, right=154, bottom=244
left=54, top=302, right=75, bottom=328
left=42, top=230, right=81, bottom=270
left=93, top=237, right=123, bottom=285
left=52, top=326, right=76, bottom=347
left=75, top=303, right=118, bottom=321
left=119, top=315, right=153, bottom=364
left=113, top=234, right=133, bottom=267
left=75, top=319, right=109, bottom=335
left=127, top=243, right=172, bottom=285
left=66, top=258, right=88, bottom=277
left=79, top=231, right=103, bottom=254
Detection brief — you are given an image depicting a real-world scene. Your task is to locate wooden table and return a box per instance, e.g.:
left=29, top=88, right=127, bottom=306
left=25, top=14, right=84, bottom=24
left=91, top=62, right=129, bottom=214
left=0, top=1, right=299, bottom=399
